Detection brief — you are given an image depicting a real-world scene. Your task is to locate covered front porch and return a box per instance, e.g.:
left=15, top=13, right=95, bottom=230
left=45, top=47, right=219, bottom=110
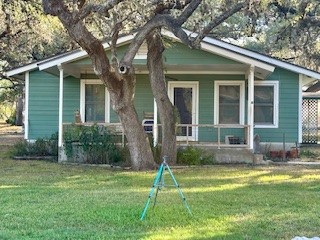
left=25, top=34, right=279, bottom=156
left=55, top=62, right=266, bottom=155
left=62, top=122, right=251, bottom=149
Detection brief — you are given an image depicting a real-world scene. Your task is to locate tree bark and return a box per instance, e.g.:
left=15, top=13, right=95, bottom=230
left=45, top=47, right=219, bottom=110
left=106, top=70, right=157, bottom=170
left=15, top=95, right=23, bottom=126
left=116, top=101, right=157, bottom=170
left=146, top=30, right=177, bottom=164
left=42, top=0, right=157, bottom=170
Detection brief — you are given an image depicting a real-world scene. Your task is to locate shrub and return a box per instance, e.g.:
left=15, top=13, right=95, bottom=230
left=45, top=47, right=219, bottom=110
left=11, top=140, right=30, bottom=156
left=177, top=146, right=213, bottom=165
left=300, top=149, right=319, bottom=159
left=63, top=124, right=125, bottom=164
left=11, top=133, right=58, bottom=158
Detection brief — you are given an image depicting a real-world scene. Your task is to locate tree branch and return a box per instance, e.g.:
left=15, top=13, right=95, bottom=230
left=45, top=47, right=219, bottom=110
left=154, top=0, right=193, bottom=14
left=76, top=0, right=125, bottom=23
left=42, top=0, right=112, bottom=79
left=120, top=0, right=202, bottom=71
left=193, top=1, right=248, bottom=45
left=176, top=0, right=202, bottom=26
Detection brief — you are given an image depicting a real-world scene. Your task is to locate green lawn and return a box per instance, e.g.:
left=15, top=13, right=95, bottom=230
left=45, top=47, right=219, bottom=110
left=0, top=158, right=320, bottom=240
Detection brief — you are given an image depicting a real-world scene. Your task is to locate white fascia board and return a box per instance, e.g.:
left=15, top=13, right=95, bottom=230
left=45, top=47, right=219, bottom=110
left=4, top=63, right=38, bottom=77
left=38, top=50, right=87, bottom=71
left=162, top=29, right=274, bottom=73
left=200, top=42, right=275, bottom=72
left=201, top=35, right=320, bottom=80
left=168, top=29, right=320, bottom=80
left=39, top=34, right=136, bottom=71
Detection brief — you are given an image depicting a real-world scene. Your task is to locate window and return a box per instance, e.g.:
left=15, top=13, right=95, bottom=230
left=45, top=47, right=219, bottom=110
left=214, top=81, right=245, bottom=125
left=254, top=81, right=278, bottom=128
left=80, top=80, right=110, bottom=123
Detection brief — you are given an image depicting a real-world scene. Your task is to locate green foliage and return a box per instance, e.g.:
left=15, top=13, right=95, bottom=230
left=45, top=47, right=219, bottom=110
left=177, top=146, right=213, bottom=165
left=299, top=149, right=319, bottom=159
left=0, top=80, right=17, bottom=122
left=11, top=133, right=58, bottom=158
left=63, top=124, right=124, bottom=164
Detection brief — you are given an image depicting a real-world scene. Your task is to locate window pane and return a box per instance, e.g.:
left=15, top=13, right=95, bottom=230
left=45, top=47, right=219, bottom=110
left=254, top=86, right=274, bottom=124
left=174, top=87, right=192, bottom=136
left=85, top=84, right=105, bottom=122
left=219, top=86, right=240, bottom=124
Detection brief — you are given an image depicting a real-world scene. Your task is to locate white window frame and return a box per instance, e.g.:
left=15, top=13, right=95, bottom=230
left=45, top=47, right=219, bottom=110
left=214, top=81, right=245, bottom=125
left=168, top=81, right=199, bottom=141
left=254, top=81, right=279, bottom=128
left=80, top=79, right=110, bottom=123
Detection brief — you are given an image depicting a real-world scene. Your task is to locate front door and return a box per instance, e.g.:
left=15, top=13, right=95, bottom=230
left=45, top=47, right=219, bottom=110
left=168, top=82, right=198, bottom=141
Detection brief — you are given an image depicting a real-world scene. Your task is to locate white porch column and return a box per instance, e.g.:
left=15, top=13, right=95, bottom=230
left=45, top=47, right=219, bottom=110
left=153, top=99, right=158, bottom=147
left=248, top=65, right=255, bottom=150
left=58, top=64, right=64, bottom=148
left=298, top=74, right=303, bottom=143
left=24, top=71, right=29, bottom=140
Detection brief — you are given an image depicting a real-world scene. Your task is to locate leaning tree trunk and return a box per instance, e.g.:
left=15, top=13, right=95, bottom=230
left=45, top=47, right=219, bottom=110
left=41, top=1, right=157, bottom=170
left=146, top=30, right=177, bottom=164
left=107, top=72, right=157, bottom=170
left=116, top=102, right=157, bottom=170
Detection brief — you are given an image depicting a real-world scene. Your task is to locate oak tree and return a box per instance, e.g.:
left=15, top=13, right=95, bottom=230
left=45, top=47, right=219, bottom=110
left=41, top=0, right=254, bottom=170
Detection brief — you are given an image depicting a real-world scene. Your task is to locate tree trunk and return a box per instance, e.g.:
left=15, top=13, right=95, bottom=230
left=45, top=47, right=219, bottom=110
left=40, top=4, right=157, bottom=170
left=100, top=66, right=157, bottom=170
left=15, top=95, right=23, bottom=126
left=116, top=102, right=157, bottom=170
left=146, top=30, right=177, bottom=164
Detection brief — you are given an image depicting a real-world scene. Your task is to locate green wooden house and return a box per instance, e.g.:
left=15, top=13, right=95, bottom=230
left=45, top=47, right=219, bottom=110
left=5, top=30, right=320, bottom=161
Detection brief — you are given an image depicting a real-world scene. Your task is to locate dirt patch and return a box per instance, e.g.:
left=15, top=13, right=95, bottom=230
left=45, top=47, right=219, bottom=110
left=0, top=121, right=23, bottom=146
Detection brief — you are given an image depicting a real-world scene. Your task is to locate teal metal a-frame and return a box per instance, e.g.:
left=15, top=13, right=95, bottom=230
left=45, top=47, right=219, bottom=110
left=140, top=156, right=192, bottom=220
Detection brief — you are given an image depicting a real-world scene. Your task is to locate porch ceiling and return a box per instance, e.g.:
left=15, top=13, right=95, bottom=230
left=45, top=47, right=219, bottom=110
left=45, top=62, right=271, bottom=79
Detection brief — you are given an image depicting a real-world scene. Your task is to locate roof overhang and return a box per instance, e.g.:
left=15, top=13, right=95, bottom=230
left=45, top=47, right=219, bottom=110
left=187, top=30, right=320, bottom=80
left=4, top=62, right=38, bottom=79
left=4, top=29, right=320, bottom=82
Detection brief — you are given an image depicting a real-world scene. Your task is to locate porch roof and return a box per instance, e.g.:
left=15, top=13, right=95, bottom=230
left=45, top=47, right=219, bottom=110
left=5, top=29, right=320, bottom=81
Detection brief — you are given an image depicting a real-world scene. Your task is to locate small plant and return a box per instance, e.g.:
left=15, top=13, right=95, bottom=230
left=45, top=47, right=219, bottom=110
left=11, top=140, right=30, bottom=156
left=11, top=133, right=58, bottom=158
left=63, top=124, right=124, bottom=164
left=299, top=149, right=319, bottom=159
left=177, top=146, right=213, bottom=165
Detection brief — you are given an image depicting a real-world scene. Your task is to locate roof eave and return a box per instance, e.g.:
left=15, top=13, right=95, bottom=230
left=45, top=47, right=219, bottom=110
left=197, top=32, right=320, bottom=80
left=38, top=33, right=136, bottom=71
left=4, top=62, right=38, bottom=78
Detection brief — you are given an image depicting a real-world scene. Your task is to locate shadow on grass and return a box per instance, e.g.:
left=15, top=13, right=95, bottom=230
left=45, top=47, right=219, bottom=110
left=1, top=161, right=320, bottom=239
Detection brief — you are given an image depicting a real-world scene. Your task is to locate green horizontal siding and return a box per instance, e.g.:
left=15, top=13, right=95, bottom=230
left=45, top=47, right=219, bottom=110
left=74, top=42, right=239, bottom=67
left=254, top=68, right=299, bottom=143
left=28, top=71, right=59, bottom=139
left=29, top=72, right=81, bottom=139
left=135, top=75, right=154, bottom=121
left=164, top=42, right=239, bottom=65
left=63, top=77, right=80, bottom=123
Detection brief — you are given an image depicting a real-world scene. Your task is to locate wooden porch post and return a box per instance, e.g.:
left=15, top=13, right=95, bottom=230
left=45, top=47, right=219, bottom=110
left=58, top=64, right=64, bottom=148
left=248, top=65, right=255, bottom=150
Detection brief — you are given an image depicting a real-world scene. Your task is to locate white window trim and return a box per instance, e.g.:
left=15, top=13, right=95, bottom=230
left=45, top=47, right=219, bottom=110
left=254, top=81, right=279, bottom=128
left=80, top=79, right=110, bottom=123
left=168, top=81, right=199, bottom=141
left=214, top=81, right=245, bottom=125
